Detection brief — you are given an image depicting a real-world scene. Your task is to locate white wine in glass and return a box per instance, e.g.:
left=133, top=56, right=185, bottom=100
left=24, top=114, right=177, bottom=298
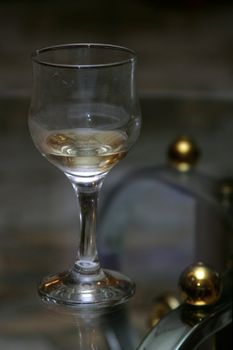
left=29, top=43, right=141, bottom=309
left=31, top=125, right=128, bottom=177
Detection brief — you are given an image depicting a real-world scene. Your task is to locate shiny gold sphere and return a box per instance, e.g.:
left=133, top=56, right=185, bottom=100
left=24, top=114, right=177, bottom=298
left=167, top=136, right=200, bottom=172
left=178, top=262, right=222, bottom=306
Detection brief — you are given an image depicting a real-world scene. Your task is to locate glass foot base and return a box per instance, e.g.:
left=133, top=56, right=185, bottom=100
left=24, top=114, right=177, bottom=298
left=38, top=268, right=135, bottom=310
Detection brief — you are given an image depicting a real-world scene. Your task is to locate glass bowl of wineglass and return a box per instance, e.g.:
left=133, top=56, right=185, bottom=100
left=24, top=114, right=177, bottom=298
left=28, top=43, right=141, bottom=309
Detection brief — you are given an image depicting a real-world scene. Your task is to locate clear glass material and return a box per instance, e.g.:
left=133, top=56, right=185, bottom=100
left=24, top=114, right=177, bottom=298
left=28, top=43, right=141, bottom=309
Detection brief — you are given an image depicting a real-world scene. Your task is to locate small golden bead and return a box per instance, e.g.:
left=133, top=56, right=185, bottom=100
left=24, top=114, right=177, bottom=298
left=179, top=262, right=222, bottom=306
left=148, top=293, right=180, bottom=327
left=167, top=136, right=200, bottom=172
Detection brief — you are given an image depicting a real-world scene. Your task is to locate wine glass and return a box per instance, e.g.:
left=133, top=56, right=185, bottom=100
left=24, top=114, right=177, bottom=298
left=29, top=43, right=141, bottom=309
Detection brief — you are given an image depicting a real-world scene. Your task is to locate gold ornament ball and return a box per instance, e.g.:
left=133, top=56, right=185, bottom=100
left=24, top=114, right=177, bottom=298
left=148, top=293, right=180, bottom=327
left=167, top=136, right=200, bottom=172
left=178, top=262, right=222, bottom=306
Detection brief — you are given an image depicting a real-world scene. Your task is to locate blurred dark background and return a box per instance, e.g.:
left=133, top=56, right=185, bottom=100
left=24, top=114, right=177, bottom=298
left=1, top=0, right=233, bottom=95
left=0, top=1, right=233, bottom=349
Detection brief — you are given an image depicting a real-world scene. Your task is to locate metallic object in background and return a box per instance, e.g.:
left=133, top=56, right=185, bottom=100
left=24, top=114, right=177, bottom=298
left=148, top=293, right=180, bottom=328
left=137, top=262, right=232, bottom=350
left=167, top=136, right=200, bottom=172
left=178, top=262, right=222, bottom=306
left=98, top=137, right=233, bottom=348
left=99, top=137, right=233, bottom=273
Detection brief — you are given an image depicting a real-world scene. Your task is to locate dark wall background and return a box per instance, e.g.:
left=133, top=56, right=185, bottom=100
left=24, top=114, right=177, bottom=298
left=0, top=0, right=233, bottom=95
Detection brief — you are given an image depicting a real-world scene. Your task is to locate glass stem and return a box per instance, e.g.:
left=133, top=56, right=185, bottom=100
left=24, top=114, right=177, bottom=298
left=70, top=178, right=103, bottom=274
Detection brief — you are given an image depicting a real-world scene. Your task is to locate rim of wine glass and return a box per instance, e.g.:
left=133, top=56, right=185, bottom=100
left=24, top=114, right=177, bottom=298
left=31, top=43, right=137, bottom=69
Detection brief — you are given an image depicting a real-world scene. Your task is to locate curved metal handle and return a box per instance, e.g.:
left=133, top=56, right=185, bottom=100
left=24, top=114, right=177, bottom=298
left=138, top=300, right=231, bottom=350
left=137, top=263, right=232, bottom=350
